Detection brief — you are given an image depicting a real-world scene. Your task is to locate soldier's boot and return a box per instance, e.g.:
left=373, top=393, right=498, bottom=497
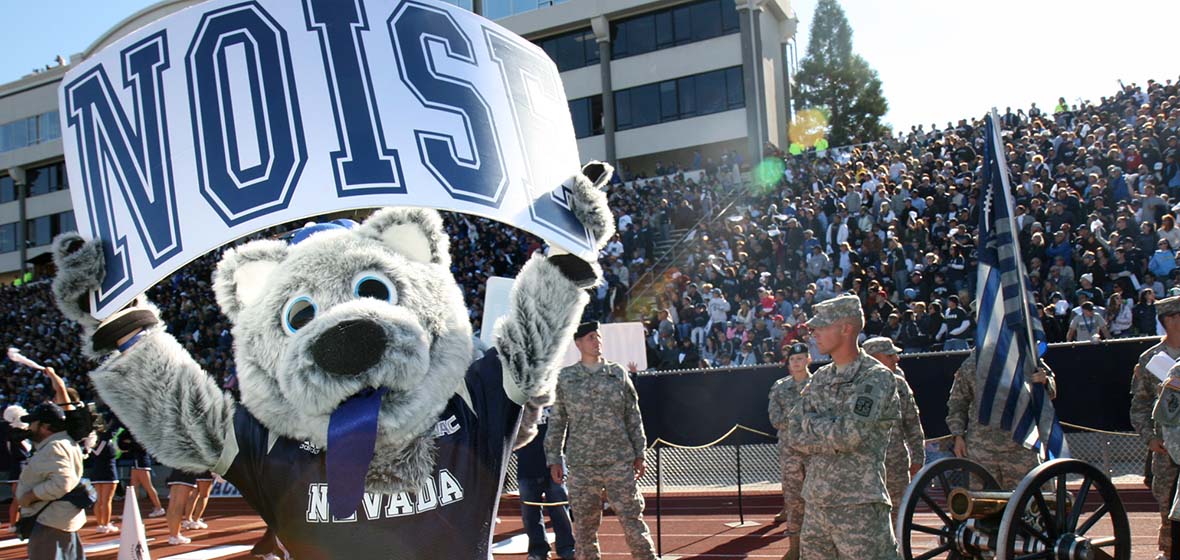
left=781, top=535, right=800, bottom=560
left=773, top=509, right=787, bottom=523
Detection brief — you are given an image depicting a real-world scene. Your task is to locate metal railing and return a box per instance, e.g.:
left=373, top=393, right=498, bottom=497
left=624, top=182, right=750, bottom=316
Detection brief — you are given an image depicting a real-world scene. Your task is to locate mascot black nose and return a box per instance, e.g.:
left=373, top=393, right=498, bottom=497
left=311, top=320, right=387, bottom=376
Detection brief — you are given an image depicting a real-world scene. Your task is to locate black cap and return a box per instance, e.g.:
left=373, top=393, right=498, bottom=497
left=21, top=403, right=66, bottom=430
left=786, top=342, right=809, bottom=357
left=573, top=321, right=599, bottom=339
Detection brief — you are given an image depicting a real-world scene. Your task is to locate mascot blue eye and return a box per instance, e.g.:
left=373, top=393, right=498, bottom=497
left=282, top=296, right=318, bottom=334
left=353, top=273, right=397, bottom=304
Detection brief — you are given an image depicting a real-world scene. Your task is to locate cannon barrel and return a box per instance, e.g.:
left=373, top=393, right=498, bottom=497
left=948, top=488, right=1071, bottom=521
left=948, top=488, right=1011, bottom=520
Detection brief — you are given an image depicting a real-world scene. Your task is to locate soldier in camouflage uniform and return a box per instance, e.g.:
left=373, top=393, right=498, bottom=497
left=788, top=294, right=901, bottom=560
left=863, top=337, right=925, bottom=516
left=546, top=322, right=657, bottom=560
left=1153, top=362, right=1180, bottom=543
left=768, top=342, right=812, bottom=560
left=945, top=349, right=1056, bottom=490
left=1130, top=295, right=1180, bottom=560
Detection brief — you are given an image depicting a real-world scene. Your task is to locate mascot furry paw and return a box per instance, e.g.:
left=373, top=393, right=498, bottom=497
left=52, top=163, right=615, bottom=559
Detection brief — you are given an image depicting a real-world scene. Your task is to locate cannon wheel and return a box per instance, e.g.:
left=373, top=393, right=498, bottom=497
left=897, top=457, right=1001, bottom=560
left=995, top=458, right=1130, bottom=560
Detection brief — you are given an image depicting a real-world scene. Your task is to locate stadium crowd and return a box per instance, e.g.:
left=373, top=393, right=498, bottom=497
left=0, top=77, right=1177, bottom=399
left=638, top=77, right=1180, bottom=369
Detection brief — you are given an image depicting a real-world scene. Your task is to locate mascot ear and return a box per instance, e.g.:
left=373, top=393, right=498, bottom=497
left=359, top=208, right=451, bottom=268
left=213, top=239, right=289, bottom=323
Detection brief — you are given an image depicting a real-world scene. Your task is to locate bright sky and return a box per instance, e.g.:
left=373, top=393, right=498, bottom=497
left=2, top=0, right=1177, bottom=134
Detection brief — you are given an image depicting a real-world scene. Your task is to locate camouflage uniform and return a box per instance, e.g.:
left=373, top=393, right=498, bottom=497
left=769, top=374, right=809, bottom=535
left=791, top=350, right=901, bottom=560
left=545, top=360, right=656, bottom=560
left=1132, top=339, right=1180, bottom=556
left=788, top=294, right=901, bottom=560
left=862, top=337, right=926, bottom=511
left=944, top=351, right=1056, bottom=490
left=1153, top=365, right=1180, bottom=525
left=885, top=368, right=925, bottom=511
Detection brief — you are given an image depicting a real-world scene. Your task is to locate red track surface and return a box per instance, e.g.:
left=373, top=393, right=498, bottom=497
left=0, top=485, right=1164, bottom=559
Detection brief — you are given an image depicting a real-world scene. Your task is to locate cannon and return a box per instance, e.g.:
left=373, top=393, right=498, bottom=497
left=895, top=458, right=1130, bottom=560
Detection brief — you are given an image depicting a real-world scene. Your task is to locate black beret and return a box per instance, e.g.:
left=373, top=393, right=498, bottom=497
left=574, top=321, right=599, bottom=339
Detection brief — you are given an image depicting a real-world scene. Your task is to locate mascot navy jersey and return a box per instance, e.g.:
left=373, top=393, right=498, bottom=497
left=218, top=350, right=523, bottom=559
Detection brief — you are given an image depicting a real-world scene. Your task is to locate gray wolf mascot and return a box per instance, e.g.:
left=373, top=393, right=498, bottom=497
left=51, top=163, right=616, bottom=559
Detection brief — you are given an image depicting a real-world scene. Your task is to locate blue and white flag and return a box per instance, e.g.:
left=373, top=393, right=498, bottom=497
left=974, top=110, right=1069, bottom=459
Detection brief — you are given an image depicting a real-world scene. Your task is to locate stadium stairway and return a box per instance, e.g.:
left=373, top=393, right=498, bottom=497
left=624, top=182, right=748, bottom=320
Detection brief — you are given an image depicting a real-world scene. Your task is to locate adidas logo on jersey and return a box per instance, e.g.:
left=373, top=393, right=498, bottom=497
left=300, top=441, right=322, bottom=455
left=432, top=415, right=460, bottom=438
left=305, top=470, right=465, bottom=523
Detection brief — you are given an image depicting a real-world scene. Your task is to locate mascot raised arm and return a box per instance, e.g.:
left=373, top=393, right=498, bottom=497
left=51, top=162, right=615, bottom=559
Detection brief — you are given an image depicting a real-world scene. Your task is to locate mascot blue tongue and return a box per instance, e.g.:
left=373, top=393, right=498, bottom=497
left=327, top=387, right=388, bottom=519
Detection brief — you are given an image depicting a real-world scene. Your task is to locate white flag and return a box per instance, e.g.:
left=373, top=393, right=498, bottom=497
left=118, top=490, right=151, bottom=560
left=6, top=348, right=44, bottom=371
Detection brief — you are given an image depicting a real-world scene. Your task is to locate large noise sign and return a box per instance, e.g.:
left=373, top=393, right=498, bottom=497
left=59, top=0, right=588, bottom=319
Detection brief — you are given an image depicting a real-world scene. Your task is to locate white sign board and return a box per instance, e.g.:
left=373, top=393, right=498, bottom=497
left=479, top=276, right=516, bottom=347
left=559, top=321, right=648, bottom=371
left=59, top=0, right=588, bottom=319
left=480, top=276, right=646, bottom=371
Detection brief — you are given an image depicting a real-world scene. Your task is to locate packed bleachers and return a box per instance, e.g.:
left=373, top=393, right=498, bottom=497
left=636, top=78, right=1180, bottom=370
left=2, top=78, right=1178, bottom=395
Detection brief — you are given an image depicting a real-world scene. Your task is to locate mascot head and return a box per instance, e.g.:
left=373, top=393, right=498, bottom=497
left=213, top=208, right=473, bottom=495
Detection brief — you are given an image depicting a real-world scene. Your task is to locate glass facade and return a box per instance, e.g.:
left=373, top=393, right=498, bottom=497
left=611, top=0, right=740, bottom=60
left=0, top=211, right=76, bottom=252
left=568, top=65, right=744, bottom=137
left=484, top=0, right=569, bottom=21
left=531, top=0, right=741, bottom=73
left=437, top=0, right=474, bottom=9
left=536, top=28, right=599, bottom=72
left=0, top=223, right=14, bottom=254
left=0, top=175, right=13, bottom=204
left=0, top=111, right=61, bottom=154
left=26, top=162, right=68, bottom=196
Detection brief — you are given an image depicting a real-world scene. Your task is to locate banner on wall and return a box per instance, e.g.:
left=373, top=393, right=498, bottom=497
left=59, top=0, right=588, bottom=319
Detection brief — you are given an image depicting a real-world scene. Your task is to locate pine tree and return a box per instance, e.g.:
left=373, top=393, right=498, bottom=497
left=793, top=0, right=888, bottom=146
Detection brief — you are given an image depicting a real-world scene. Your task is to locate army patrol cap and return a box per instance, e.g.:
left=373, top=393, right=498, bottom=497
left=1157, top=295, right=1180, bottom=318
left=573, top=321, right=599, bottom=339
left=806, top=294, right=863, bottom=328
left=862, top=336, right=902, bottom=356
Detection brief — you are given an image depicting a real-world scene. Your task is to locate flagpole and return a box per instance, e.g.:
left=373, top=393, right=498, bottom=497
left=987, top=109, right=1039, bottom=361
left=988, top=109, right=1052, bottom=459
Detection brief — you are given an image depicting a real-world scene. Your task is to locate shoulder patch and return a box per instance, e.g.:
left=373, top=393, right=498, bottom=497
left=854, top=396, right=875, bottom=418
left=1160, top=390, right=1180, bottom=427
left=849, top=378, right=885, bottom=420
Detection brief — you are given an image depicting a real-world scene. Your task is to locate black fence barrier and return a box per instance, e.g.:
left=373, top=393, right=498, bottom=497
left=634, top=337, right=1157, bottom=446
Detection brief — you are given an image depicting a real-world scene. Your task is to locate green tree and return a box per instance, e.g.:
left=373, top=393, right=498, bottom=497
left=793, top=0, right=888, bottom=146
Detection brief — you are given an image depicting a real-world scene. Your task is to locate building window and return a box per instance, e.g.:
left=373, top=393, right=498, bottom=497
left=611, top=0, right=740, bottom=60
left=725, top=67, right=744, bottom=108
left=27, top=216, right=51, bottom=248
left=0, top=111, right=61, bottom=154
left=569, top=96, right=604, bottom=139
left=20, top=211, right=75, bottom=249
left=437, top=0, right=473, bottom=10
left=484, top=0, right=569, bottom=21
left=537, top=28, right=599, bottom=72
left=568, top=66, right=744, bottom=136
left=612, top=66, right=744, bottom=132
left=0, top=223, right=15, bottom=253
left=0, top=176, right=14, bottom=204
left=26, top=162, right=68, bottom=197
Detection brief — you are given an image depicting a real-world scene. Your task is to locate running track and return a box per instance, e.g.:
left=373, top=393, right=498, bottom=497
left=0, top=486, right=1164, bottom=559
